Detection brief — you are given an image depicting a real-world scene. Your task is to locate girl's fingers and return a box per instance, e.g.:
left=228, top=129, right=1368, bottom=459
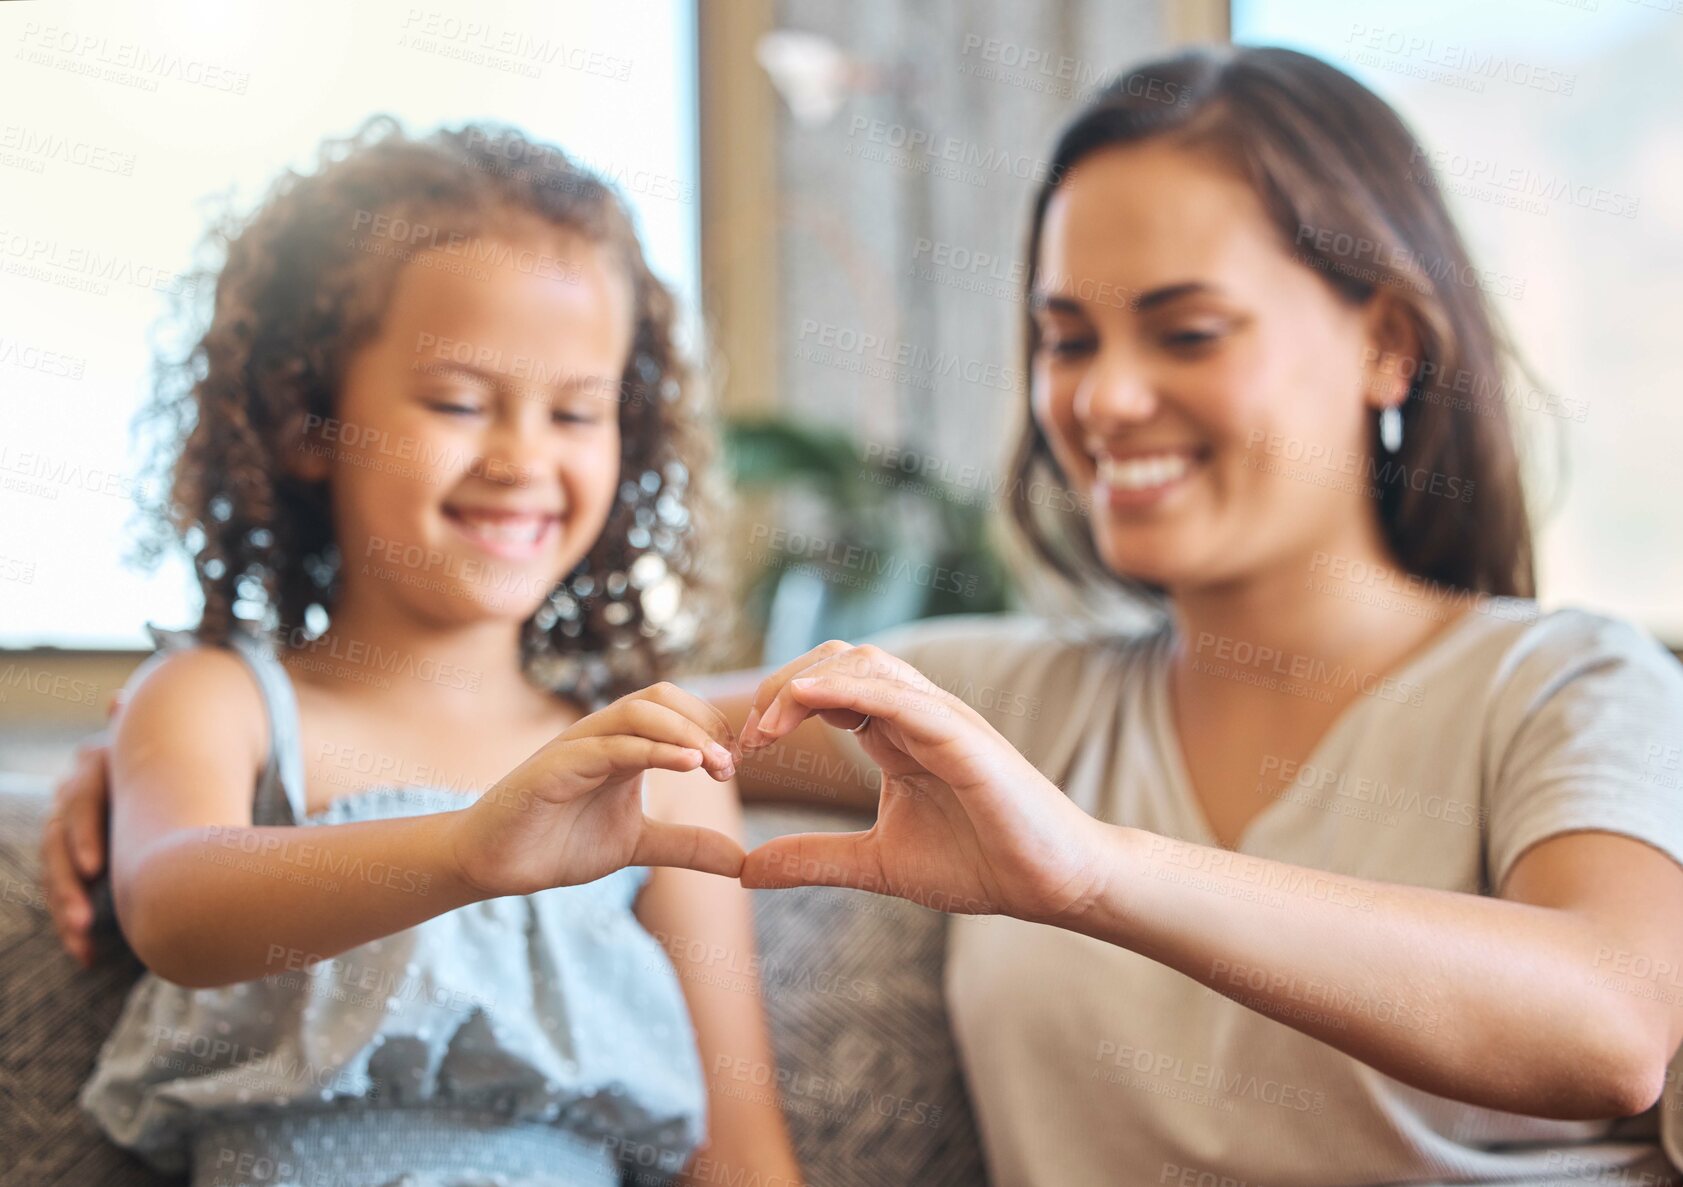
left=635, top=682, right=737, bottom=754
left=561, top=735, right=707, bottom=784
left=739, top=830, right=878, bottom=892
left=582, top=699, right=735, bottom=778
left=633, top=819, right=747, bottom=879
left=740, top=640, right=854, bottom=750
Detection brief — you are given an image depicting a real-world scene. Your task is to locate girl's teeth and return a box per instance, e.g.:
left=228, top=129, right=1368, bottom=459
left=1099, top=454, right=1194, bottom=492
left=455, top=515, right=545, bottom=543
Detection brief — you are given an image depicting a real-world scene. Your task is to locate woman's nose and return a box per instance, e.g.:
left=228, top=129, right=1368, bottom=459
left=1074, top=349, right=1159, bottom=432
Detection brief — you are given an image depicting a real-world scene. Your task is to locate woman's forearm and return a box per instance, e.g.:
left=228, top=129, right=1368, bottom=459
left=1062, top=825, right=1666, bottom=1120
left=117, top=814, right=481, bottom=988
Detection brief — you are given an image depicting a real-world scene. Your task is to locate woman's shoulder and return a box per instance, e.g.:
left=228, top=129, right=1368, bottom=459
left=1458, top=599, right=1682, bottom=692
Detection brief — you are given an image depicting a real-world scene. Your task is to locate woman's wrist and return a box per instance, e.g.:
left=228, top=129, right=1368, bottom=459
left=1041, top=816, right=1138, bottom=940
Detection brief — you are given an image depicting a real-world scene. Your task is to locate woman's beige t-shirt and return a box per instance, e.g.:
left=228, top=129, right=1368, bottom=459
left=844, top=600, right=1683, bottom=1187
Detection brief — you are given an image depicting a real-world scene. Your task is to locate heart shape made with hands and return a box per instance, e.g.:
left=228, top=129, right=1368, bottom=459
left=727, top=641, right=1106, bottom=926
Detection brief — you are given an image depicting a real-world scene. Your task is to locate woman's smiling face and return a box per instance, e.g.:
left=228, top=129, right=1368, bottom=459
left=1030, top=140, right=1407, bottom=592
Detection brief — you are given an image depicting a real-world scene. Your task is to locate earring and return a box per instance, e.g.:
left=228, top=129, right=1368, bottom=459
left=1379, top=405, right=1404, bottom=455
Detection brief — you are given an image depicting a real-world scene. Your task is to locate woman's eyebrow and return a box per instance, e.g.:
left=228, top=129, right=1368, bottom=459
left=1029, top=281, right=1215, bottom=314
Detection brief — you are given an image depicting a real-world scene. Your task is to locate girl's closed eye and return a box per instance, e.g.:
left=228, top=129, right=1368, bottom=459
left=428, top=396, right=488, bottom=416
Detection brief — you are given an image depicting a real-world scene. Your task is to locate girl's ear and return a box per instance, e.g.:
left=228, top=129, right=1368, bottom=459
left=1359, top=292, right=1423, bottom=412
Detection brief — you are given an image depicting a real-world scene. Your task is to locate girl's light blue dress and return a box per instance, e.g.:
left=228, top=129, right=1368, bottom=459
left=81, top=632, right=707, bottom=1187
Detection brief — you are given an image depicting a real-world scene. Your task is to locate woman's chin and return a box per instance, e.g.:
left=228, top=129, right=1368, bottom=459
left=1093, top=532, right=1197, bottom=590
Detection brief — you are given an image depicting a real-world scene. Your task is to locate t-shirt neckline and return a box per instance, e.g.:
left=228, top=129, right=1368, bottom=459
left=1150, top=603, right=1493, bottom=853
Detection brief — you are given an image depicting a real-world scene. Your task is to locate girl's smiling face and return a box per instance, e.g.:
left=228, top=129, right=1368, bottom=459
left=1030, top=141, right=1408, bottom=592
left=307, top=227, right=632, bottom=626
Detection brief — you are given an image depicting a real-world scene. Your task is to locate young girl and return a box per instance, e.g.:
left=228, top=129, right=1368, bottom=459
left=79, top=116, right=804, bottom=1187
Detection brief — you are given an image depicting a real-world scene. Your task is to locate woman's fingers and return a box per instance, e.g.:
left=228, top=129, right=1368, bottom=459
left=755, top=665, right=956, bottom=751
left=40, top=815, right=95, bottom=966
left=739, top=640, right=854, bottom=751
left=633, top=819, right=747, bottom=879
left=739, top=830, right=879, bottom=892
left=60, top=745, right=110, bottom=879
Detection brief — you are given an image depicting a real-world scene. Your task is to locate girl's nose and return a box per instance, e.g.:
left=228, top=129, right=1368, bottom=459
left=480, top=420, right=546, bottom=487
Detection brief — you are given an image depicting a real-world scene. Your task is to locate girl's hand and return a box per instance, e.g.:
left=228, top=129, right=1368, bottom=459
left=451, top=683, right=745, bottom=898
left=735, top=642, right=1105, bottom=924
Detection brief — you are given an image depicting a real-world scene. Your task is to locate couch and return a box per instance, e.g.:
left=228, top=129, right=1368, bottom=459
left=0, top=786, right=989, bottom=1186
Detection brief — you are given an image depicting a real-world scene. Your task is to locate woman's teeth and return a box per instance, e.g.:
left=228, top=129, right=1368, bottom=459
left=1097, top=453, right=1194, bottom=492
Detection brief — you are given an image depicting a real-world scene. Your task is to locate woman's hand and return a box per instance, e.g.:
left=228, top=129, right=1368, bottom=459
left=734, top=641, right=1106, bottom=924
left=450, top=682, right=747, bottom=898
left=42, top=733, right=117, bottom=967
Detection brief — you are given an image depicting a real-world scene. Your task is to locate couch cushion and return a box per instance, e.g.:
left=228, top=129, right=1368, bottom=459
left=0, top=788, right=985, bottom=1186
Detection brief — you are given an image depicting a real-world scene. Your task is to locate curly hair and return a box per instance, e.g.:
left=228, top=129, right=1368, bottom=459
left=135, top=114, right=722, bottom=704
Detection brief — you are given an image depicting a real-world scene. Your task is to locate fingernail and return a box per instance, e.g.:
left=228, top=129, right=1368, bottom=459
left=757, top=701, right=783, bottom=739
left=738, top=706, right=762, bottom=753
left=707, top=742, right=733, bottom=767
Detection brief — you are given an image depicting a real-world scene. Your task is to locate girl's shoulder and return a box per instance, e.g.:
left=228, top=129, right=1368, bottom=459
left=117, top=632, right=275, bottom=782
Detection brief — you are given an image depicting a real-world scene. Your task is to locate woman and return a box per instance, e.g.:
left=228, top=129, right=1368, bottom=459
left=46, top=47, right=1683, bottom=1184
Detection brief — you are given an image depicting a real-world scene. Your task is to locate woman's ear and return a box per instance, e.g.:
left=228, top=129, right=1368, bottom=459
left=1360, top=292, right=1423, bottom=412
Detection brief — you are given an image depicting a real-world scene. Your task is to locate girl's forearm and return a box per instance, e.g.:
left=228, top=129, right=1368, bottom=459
left=1062, top=825, right=1664, bottom=1120
left=116, top=814, right=482, bottom=988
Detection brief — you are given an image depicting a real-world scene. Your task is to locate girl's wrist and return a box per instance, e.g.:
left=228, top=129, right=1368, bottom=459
left=431, top=808, right=499, bottom=907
